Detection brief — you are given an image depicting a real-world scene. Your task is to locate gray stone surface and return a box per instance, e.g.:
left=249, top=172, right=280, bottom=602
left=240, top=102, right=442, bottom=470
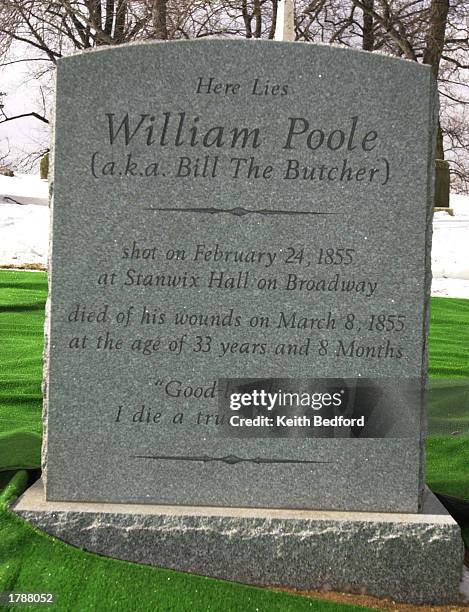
left=45, top=39, right=438, bottom=511
left=13, top=480, right=464, bottom=605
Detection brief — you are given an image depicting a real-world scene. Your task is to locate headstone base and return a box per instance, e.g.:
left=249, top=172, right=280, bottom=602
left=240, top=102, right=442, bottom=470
left=12, top=480, right=464, bottom=605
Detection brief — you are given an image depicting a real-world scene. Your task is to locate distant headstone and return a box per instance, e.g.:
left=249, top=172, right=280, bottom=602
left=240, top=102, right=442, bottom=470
left=40, top=153, right=49, bottom=180
left=42, top=40, right=437, bottom=513
left=0, top=164, right=14, bottom=177
left=435, top=158, right=450, bottom=208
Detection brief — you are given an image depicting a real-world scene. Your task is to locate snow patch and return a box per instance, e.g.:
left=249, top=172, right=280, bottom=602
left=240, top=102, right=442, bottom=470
left=0, top=173, right=48, bottom=206
left=0, top=202, right=49, bottom=266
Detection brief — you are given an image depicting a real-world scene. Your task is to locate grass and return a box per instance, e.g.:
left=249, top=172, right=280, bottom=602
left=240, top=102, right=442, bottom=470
left=426, top=298, right=469, bottom=501
left=428, top=297, right=469, bottom=378
left=0, top=271, right=45, bottom=471
left=426, top=436, right=469, bottom=499
left=0, top=269, right=468, bottom=610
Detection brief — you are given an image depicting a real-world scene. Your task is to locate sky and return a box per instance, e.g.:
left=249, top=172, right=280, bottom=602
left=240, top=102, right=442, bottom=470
left=0, top=43, right=52, bottom=171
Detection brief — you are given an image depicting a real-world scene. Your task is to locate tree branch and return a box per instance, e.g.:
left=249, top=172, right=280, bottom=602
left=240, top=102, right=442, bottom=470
left=0, top=112, right=49, bottom=125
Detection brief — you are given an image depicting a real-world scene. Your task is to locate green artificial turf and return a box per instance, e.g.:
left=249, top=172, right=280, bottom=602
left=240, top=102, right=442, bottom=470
left=0, top=271, right=45, bottom=471
left=426, top=298, right=469, bottom=501
left=0, top=269, right=468, bottom=610
left=428, top=379, right=469, bottom=436
left=428, top=297, right=469, bottom=378
left=426, top=436, right=469, bottom=500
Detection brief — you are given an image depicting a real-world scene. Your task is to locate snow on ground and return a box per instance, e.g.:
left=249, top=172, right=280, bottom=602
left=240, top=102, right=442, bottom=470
left=432, top=193, right=469, bottom=298
left=0, top=201, right=49, bottom=267
left=0, top=173, right=48, bottom=206
left=0, top=173, right=469, bottom=298
left=0, top=174, right=49, bottom=268
left=432, top=193, right=469, bottom=299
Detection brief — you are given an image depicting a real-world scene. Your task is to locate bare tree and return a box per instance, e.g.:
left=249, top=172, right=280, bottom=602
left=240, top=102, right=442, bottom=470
left=152, top=0, right=168, bottom=39
left=0, top=0, right=154, bottom=64
left=0, top=0, right=467, bottom=188
left=298, top=0, right=469, bottom=190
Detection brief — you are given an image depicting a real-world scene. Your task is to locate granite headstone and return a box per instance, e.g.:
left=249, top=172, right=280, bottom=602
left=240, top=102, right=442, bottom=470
left=44, top=39, right=437, bottom=512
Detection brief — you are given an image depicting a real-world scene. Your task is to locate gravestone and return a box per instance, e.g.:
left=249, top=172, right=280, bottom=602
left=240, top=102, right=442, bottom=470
left=43, top=39, right=433, bottom=512
left=435, top=158, right=450, bottom=208
left=13, top=40, right=464, bottom=604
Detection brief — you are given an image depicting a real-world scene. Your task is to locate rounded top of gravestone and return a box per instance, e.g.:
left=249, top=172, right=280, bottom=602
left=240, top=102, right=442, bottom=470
left=57, top=38, right=430, bottom=74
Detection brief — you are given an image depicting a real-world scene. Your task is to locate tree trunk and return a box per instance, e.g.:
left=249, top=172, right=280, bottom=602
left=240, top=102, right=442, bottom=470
left=362, top=0, right=374, bottom=51
left=423, top=0, right=449, bottom=79
left=253, top=0, right=262, bottom=38
left=153, top=0, right=168, bottom=40
left=423, top=0, right=449, bottom=160
left=114, top=0, right=127, bottom=43
left=436, top=120, right=444, bottom=161
left=104, top=0, right=114, bottom=36
left=241, top=0, right=253, bottom=38
left=268, top=0, right=279, bottom=39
